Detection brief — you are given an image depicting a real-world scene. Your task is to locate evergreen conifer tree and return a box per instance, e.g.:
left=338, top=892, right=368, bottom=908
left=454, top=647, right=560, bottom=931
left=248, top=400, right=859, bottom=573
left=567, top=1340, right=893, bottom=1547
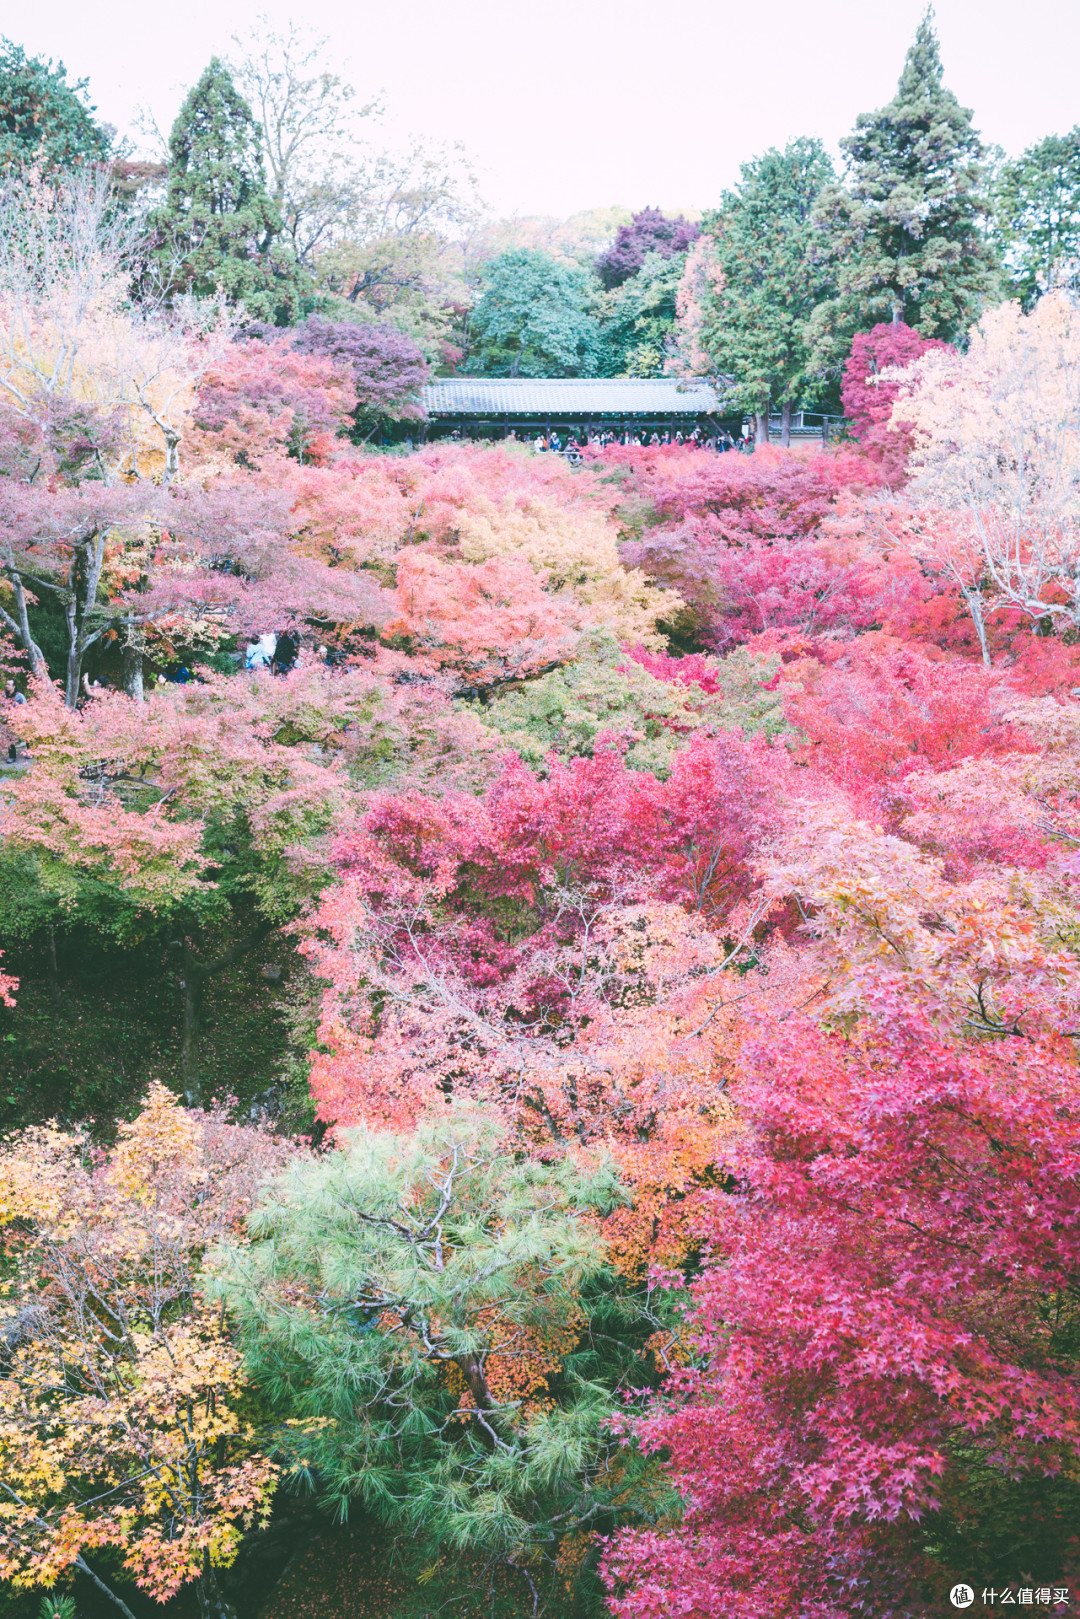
left=150, top=57, right=310, bottom=324
left=814, top=10, right=998, bottom=347
left=688, top=138, right=836, bottom=444
left=0, top=38, right=110, bottom=171
left=995, top=129, right=1080, bottom=309
left=220, top=1107, right=676, bottom=1617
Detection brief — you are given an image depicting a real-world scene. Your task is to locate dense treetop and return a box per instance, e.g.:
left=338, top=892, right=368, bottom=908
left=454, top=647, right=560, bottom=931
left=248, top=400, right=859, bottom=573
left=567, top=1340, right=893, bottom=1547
left=811, top=11, right=999, bottom=350
left=681, top=138, right=836, bottom=439
left=595, top=206, right=700, bottom=289
left=996, top=127, right=1080, bottom=307
left=0, top=15, right=1079, bottom=1619
left=464, top=247, right=604, bottom=377
left=149, top=56, right=311, bottom=324
left=0, top=36, right=110, bottom=171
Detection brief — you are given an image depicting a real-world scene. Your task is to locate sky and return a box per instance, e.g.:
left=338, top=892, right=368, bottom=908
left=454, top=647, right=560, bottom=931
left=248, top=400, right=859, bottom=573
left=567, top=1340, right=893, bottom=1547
left=12, top=0, right=1080, bottom=220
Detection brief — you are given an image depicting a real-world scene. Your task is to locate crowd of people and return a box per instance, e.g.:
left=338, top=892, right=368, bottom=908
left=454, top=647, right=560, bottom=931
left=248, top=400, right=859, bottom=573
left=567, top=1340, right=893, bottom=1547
left=534, top=426, right=749, bottom=456
left=445, top=425, right=751, bottom=456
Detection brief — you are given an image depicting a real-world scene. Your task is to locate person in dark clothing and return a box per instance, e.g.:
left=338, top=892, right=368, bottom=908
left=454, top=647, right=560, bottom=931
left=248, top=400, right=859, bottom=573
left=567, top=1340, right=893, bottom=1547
left=272, top=632, right=298, bottom=675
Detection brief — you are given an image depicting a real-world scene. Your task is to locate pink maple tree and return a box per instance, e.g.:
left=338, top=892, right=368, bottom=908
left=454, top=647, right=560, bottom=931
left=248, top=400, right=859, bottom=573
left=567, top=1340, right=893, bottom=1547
left=301, top=731, right=781, bottom=1139
left=841, top=322, right=951, bottom=480
left=605, top=1002, right=1080, bottom=1617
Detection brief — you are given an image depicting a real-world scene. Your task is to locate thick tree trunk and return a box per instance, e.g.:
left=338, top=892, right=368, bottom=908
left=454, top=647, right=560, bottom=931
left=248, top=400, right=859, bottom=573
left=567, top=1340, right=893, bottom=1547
left=64, top=592, right=81, bottom=709
left=754, top=410, right=770, bottom=448
left=65, top=531, right=108, bottom=707
left=962, top=585, right=993, bottom=668
left=780, top=400, right=792, bottom=448
left=0, top=573, right=47, bottom=675
left=122, top=641, right=144, bottom=701
left=46, top=928, right=63, bottom=1008
left=162, top=428, right=180, bottom=486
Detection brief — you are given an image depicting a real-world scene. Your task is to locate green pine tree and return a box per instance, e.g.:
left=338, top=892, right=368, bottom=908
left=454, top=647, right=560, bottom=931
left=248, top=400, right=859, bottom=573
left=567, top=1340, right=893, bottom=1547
left=150, top=57, right=310, bottom=324
left=814, top=9, right=999, bottom=347
left=692, top=137, right=837, bottom=442
left=0, top=37, right=110, bottom=171
left=219, top=1106, right=678, bottom=1616
left=995, top=129, right=1080, bottom=309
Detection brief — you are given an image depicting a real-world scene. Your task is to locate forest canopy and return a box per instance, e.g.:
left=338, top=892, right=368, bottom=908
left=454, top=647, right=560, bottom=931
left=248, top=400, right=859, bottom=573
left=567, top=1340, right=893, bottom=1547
left=0, top=12, right=1077, bottom=1619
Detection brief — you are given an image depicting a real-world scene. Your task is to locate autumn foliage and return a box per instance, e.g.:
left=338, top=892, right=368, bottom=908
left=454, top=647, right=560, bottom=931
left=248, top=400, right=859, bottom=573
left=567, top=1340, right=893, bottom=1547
left=0, top=1086, right=287, bottom=1611
left=4, top=286, right=1080, bottom=1618
left=605, top=1004, right=1080, bottom=1617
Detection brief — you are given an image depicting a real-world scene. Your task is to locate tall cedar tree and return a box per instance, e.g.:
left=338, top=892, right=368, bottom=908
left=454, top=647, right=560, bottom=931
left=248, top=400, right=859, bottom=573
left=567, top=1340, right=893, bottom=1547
left=995, top=128, right=1080, bottom=308
left=150, top=58, right=309, bottom=325
left=0, top=38, right=110, bottom=170
left=813, top=11, right=998, bottom=350
left=694, top=138, right=836, bottom=444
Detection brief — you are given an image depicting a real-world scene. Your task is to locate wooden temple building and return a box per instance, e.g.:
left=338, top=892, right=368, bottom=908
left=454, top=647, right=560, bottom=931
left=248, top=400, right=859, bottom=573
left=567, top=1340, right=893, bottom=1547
left=416, top=377, right=740, bottom=442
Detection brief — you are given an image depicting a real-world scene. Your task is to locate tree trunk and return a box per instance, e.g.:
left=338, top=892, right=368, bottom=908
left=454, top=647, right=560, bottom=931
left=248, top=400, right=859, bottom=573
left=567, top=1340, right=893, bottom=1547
left=180, top=948, right=205, bottom=1107
left=0, top=572, right=47, bottom=675
left=780, top=400, right=792, bottom=449
left=754, top=410, right=770, bottom=448
left=75, top=1554, right=141, bottom=1619
left=122, top=641, right=144, bottom=701
left=46, top=928, right=63, bottom=1008
left=162, top=428, right=180, bottom=486
left=64, top=531, right=108, bottom=707
left=64, top=592, right=81, bottom=709
left=177, top=921, right=278, bottom=1106
left=457, top=1350, right=525, bottom=1447
left=196, top=1555, right=238, bottom=1619
left=962, top=585, right=993, bottom=668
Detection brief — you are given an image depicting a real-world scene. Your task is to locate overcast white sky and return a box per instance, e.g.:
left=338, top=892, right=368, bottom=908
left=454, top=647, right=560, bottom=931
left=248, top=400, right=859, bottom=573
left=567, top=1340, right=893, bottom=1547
left=12, top=0, right=1080, bottom=219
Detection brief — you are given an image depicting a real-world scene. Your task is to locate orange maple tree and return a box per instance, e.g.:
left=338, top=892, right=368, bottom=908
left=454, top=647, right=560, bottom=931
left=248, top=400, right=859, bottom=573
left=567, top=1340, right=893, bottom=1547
left=0, top=1085, right=290, bottom=1619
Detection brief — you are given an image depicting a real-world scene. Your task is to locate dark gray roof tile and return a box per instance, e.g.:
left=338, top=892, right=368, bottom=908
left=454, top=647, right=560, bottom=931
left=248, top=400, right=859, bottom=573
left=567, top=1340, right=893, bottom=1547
left=423, top=377, right=727, bottom=415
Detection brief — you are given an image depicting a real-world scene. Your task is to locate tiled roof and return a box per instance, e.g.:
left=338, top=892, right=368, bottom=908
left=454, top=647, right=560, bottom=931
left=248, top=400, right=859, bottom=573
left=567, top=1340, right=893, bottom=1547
left=422, top=377, right=726, bottom=415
